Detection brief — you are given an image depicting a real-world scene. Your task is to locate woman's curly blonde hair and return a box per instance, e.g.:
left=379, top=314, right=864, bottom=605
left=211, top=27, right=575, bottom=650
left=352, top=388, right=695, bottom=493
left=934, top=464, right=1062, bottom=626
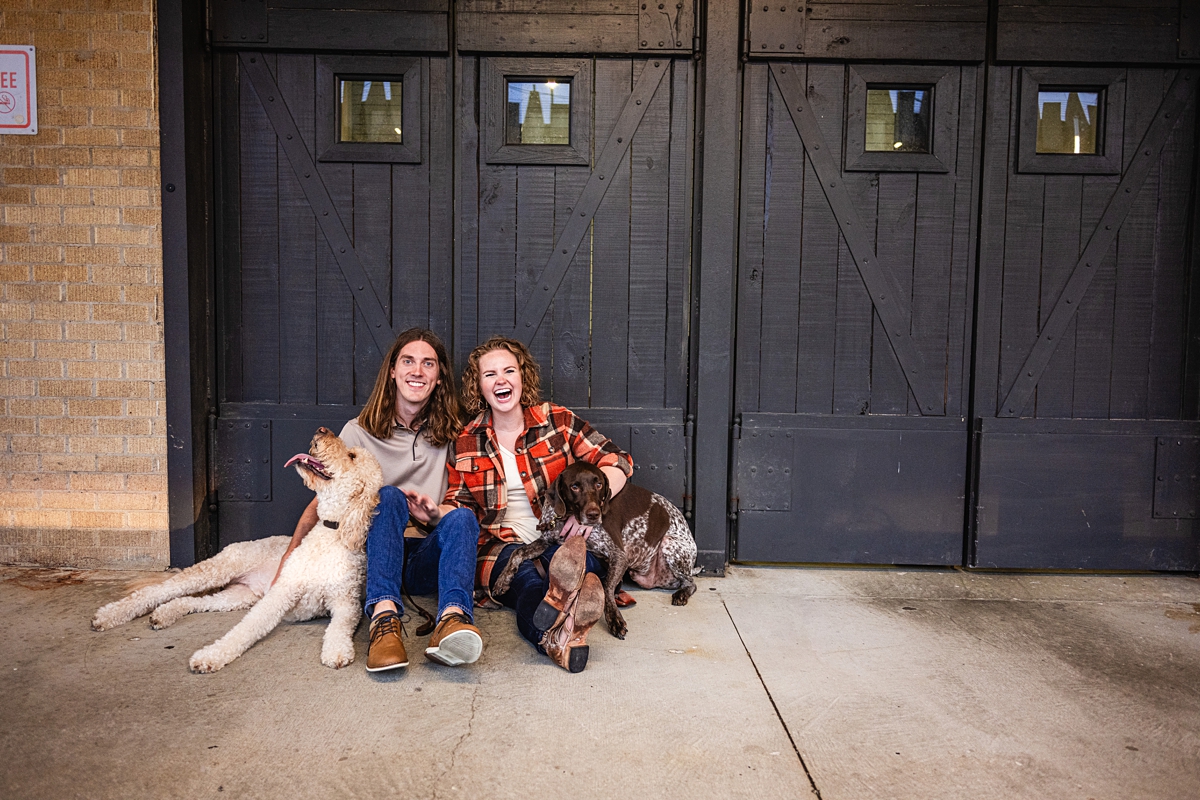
left=460, top=335, right=543, bottom=416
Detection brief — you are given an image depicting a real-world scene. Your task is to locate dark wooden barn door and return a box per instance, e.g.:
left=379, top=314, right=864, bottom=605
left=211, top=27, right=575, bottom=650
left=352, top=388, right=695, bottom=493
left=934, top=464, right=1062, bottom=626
left=453, top=53, right=696, bottom=513
left=972, top=62, right=1200, bottom=569
left=209, top=11, right=454, bottom=546
left=731, top=59, right=982, bottom=564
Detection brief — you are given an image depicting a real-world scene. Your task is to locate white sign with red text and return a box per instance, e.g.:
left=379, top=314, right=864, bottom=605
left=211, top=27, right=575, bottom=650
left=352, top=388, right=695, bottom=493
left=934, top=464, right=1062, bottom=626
left=0, top=46, right=37, bottom=135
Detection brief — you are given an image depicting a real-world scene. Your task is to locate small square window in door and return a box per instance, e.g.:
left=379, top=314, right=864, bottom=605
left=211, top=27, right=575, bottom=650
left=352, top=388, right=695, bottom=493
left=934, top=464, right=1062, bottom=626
left=316, top=56, right=422, bottom=164
left=339, top=78, right=403, bottom=144
left=865, top=87, right=933, bottom=153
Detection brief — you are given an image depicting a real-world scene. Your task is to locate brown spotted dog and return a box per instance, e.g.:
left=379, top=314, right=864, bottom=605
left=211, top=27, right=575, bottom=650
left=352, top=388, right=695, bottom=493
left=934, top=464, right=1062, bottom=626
left=491, top=461, right=698, bottom=639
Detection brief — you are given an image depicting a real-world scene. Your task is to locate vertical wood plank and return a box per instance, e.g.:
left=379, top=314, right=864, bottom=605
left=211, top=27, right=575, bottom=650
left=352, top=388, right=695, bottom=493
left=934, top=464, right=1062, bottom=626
left=629, top=58, right=672, bottom=408
left=427, top=57, right=454, bottom=343
left=276, top=55, right=318, bottom=406
left=912, top=167, right=957, bottom=418
left=734, top=63, right=768, bottom=413
left=663, top=58, right=693, bottom=411
left=1072, top=170, right=1119, bottom=418
left=552, top=163, right=591, bottom=407
left=1034, top=174, right=1082, bottom=418
left=759, top=68, right=804, bottom=413
left=477, top=164, right=517, bottom=339
left=591, top=59, right=633, bottom=407
left=455, top=57, right=481, bottom=368
left=240, top=55, right=280, bottom=403
left=872, top=171, right=917, bottom=415
left=795, top=63, right=838, bottom=415
left=217, top=52, right=244, bottom=403
left=515, top=166, right=557, bottom=386
left=1109, top=68, right=1164, bottom=419
left=352, top=163, right=392, bottom=401
left=316, top=84, right=355, bottom=404
left=1148, top=69, right=1194, bottom=420
left=947, top=65, right=980, bottom=418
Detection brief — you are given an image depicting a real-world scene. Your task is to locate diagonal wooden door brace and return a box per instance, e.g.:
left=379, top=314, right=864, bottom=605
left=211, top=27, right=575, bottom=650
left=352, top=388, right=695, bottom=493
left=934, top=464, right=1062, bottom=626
left=513, top=59, right=670, bottom=344
left=770, top=64, right=945, bottom=415
left=239, top=52, right=399, bottom=354
left=998, top=70, right=1196, bottom=417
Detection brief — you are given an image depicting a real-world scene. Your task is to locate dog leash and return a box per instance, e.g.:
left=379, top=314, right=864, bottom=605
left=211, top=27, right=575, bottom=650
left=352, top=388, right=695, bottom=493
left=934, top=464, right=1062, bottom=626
left=402, top=587, right=437, bottom=636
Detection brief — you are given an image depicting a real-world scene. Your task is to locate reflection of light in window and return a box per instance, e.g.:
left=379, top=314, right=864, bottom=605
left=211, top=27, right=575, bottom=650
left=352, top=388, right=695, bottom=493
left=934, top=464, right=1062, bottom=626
left=1035, top=90, right=1099, bottom=155
left=506, top=80, right=571, bottom=145
left=888, top=90, right=923, bottom=115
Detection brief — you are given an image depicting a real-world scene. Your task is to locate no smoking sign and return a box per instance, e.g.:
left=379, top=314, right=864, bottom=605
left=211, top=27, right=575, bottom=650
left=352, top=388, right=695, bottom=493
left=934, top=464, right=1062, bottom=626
left=0, top=46, right=37, bottom=135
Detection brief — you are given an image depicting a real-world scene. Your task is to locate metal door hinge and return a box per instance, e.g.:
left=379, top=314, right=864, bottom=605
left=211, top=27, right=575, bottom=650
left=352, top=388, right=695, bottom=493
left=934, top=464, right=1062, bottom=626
left=732, top=415, right=742, bottom=439
left=684, top=414, right=695, bottom=438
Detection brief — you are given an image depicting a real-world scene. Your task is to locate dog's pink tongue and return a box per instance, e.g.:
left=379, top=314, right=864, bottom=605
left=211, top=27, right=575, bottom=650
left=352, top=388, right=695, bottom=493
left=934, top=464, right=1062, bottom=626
left=284, top=453, right=326, bottom=471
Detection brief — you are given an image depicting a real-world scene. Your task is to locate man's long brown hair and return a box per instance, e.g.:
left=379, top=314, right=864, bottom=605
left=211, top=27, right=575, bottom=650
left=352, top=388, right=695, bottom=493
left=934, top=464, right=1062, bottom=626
left=357, top=328, right=462, bottom=446
left=460, top=335, right=543, bottom=416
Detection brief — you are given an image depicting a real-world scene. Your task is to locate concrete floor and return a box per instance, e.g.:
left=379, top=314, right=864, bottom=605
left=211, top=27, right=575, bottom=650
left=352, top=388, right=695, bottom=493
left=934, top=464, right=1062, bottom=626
left=1, top=565, right=1198, bottom=799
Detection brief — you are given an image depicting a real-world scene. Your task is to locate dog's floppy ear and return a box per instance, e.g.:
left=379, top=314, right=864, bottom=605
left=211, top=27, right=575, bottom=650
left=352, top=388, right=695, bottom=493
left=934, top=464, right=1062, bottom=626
left=549, top=470, right=568, bottom=518
left=599, top=469, right=612, bottom=514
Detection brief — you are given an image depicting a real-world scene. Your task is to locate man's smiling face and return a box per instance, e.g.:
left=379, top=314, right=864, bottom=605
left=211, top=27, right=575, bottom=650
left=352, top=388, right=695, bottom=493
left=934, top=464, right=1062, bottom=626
left=390, top=340, right=440, bottom=411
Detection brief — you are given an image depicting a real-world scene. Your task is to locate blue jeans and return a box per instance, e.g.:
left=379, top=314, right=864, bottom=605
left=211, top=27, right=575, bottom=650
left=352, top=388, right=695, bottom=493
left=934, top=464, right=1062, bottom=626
left=490, top=542, right=606, bottom=647
left=363, top=486, right=480, bottom=623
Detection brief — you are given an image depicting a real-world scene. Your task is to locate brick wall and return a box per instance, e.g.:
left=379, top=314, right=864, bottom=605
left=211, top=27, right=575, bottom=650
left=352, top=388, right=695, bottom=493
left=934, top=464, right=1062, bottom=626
left=0, top=0, right=168, bottom=569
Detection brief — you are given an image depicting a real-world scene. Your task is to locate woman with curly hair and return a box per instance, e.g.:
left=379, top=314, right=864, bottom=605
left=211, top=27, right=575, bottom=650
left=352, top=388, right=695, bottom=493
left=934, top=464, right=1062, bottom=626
left=446, top=335, right=633, bottom=672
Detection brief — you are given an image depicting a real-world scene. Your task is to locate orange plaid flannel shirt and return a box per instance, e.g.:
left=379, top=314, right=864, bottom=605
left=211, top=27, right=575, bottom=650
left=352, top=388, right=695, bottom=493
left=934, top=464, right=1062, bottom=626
left=442, top=402, right=634, bottom=591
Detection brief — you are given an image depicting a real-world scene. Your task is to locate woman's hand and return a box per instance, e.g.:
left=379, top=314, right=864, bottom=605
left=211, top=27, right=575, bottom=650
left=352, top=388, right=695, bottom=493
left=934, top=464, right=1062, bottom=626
left=560, top=515, right=593, bottom=540
left=403, top=490, right=443, bottom=526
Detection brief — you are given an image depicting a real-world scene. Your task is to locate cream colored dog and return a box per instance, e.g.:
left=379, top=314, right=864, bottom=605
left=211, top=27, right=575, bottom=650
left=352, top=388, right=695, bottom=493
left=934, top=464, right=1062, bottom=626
left=92, top=427, right=382, bottom=673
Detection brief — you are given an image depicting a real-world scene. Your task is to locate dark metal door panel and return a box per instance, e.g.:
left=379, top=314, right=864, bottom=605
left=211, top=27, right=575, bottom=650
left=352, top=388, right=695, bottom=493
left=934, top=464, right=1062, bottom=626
left=735, top=415, right=966, bottom=565
left=973, top=66, right=1200, bottom=569
left=975, top=420, right=1200, bottom=570
left=732, top=61, right=981, bottom=564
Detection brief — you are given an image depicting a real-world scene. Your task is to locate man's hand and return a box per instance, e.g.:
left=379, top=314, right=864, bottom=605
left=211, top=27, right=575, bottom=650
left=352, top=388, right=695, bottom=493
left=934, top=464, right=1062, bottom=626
left=403, top=490, right=443, bottom=526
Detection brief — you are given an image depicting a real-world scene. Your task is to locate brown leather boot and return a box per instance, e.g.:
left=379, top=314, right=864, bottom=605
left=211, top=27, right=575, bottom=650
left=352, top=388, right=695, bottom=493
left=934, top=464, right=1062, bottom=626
left=424, top=611, right=483, bottom=666
left=366, top=610, right=408, bottom=672
left=532, top=535, right=588, bottom=630
left=541, top=572, right=604, bottom=673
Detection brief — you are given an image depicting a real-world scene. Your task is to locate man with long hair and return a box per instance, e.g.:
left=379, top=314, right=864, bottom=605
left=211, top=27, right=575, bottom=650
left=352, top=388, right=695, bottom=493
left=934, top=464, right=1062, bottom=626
left=273, top=328, right=483, bottom=672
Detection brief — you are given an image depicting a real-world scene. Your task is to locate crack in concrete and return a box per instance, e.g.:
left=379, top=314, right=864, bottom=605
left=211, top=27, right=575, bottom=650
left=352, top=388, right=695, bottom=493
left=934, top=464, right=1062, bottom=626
left=722, top=598, right=823, bottom=799
left=431, top=682, right=480, bottom=799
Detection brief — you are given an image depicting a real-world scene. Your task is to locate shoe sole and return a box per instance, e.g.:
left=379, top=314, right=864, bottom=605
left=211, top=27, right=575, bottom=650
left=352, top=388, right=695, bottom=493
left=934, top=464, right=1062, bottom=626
left=533, top=538, right=588, bottom=630
left=365, top=658, right=409, bottom=673
left=425, top=629, right=483, bottom=666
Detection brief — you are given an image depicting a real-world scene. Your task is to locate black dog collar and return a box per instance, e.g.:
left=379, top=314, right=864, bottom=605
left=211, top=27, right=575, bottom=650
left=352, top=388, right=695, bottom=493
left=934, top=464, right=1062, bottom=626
left=322, top=519, right=339, bottom=529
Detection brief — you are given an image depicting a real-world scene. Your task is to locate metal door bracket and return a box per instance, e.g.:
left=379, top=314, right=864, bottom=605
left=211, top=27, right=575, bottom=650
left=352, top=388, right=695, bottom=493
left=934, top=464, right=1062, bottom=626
left=214, top=419, right=272, bottom=502
left=1154, top=436, right=1200, bottom=519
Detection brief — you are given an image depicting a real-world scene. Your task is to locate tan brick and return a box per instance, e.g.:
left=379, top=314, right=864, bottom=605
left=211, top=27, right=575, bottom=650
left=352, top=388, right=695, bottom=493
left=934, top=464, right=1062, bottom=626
left=37, top=107, right=88, bottom=127
left=123, top=286, right=159, bottom=304
left=92, top=188, right=150, bottom=207
left=0, top=417, right=36, bottom=435
left=40, top=417, right=94, bottom=436
left=69, top=436, right=124, bottom=454
left=66, top=284, right=121, bottom=303
left=5, top=11, right=59, bottom=29
left=0, top=378, right=35, bottom=396
left=124, top=400, right=159, bottom=417
left=32, top=301, right=89, bottom=321
left=63, top=168, right=119, bottom=187
left=0, top=492, right=40, bottom=510
left=11, top=436, right=66, bottom=454
left=67, top=361, right=122, bottom=379
left=94, top=342, right=148, bottom=361
left=92, top=265, right=149, bottom=284
left=64, top=245, right=119, bottom=265
left=71, top=473, right=125, bottom=492
left=119, top=169, right=158, bottom=188
left=97, top=455, right=153, bottom=473
left=33, top=265, right=88, bottom=282
left=0, top=302, right=33, bottom=321
left=92, top=107, right=149, bottom=128
left=0, top=225, right=32, bottom=243
left=94, top=226, right=150, bottom=245
left=10, top=398, right=66, bottom=417
left=126, top=474, right=165, bottom=492
left=13, top=510, right=72, bottom=528
left=32, top=147, right=91, bottom=167
left=97, top=380, right=149, bottom=398
left=124, top=361, right=163, bottom=381
left=0, top=341, right=35, bottom=359
left=5, top=322, right=62, bottom=342
left=127, top=436, right=165, bottom=455
left=33, top=225, right=91, bottom=244
left=33, top=63, right=92, bottom=87
left=0, top=266, right=32, bottom=284
left=119, top=89, right=154, bottom=109
left=98, top=492, right=160, bottom=511
left=120, top=11, right=152, bottom=31
left=127, top=511, right=169, bottom=530
left=44, top=460, right=100, bottom=480
left=7, top=283, right=62, bottom=302
left=62, top=127, right=121, bottom=147
left=122, top=247, right=161, bottom=267
left=7, top=244, right=63, bottom=263
left=92, top=147, right=150, bottom=168
left=11, top=473, right=69, bottom=491
left=33, top=187, right=91, bottom=205
left=90, top=303, right=148, bottom=322
left=123, top=324, right=162, bottom=343
left=92, top=70, right=150, bottom=90
left=92, top=30, right=151, bottom=51
left=64, top=11, right=118, bottom=30
left=41, top=492, right=97, bottom=510
left=97, top=418, right=150, bottom=436
left=38, top=380, right=93, bottom=398
left=71, top=511, right=125, bottom=528
left=65, top=322, right=121, bottom=340
left=67, top=398, right=121, bottom=416
left=4, top=167, right=60, bottom=185
left=60, top=88, right=119, bottom=110
left=8, top=360, right=64, bottom=378
left=63, top=206, right=120, bottom=226
left=5, top=205, right=61, bottom=224
left=119, top=128, right=157, bottom=147
left=0, top=455, right=41, bottom=474
left=0, top=186, right=33, bottom=204
left=36, top=341, right=91, bottom=360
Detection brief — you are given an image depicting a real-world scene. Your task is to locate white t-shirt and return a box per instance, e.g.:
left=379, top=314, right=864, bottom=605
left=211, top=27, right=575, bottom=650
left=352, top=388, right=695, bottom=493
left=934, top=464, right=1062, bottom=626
left=497, top=443, right=539, bottom=544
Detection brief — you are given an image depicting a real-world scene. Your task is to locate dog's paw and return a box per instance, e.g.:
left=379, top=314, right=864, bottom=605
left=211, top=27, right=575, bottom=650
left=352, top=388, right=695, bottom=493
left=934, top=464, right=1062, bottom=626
left=492, top=571, right=514, bottom=597
left=91, top=606, right=122, bottom=631
left=605, top=607, right=628, bottom=640
left=189, top=646, right=227, bottom=673
left=149, top=609, right=180, bottom=629
left=321, top=643, right=355, bottom=670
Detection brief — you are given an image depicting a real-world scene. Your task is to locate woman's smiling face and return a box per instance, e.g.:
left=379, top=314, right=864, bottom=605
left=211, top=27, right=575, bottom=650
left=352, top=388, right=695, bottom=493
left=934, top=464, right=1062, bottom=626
left=478, top=348, right=522, bottom=415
